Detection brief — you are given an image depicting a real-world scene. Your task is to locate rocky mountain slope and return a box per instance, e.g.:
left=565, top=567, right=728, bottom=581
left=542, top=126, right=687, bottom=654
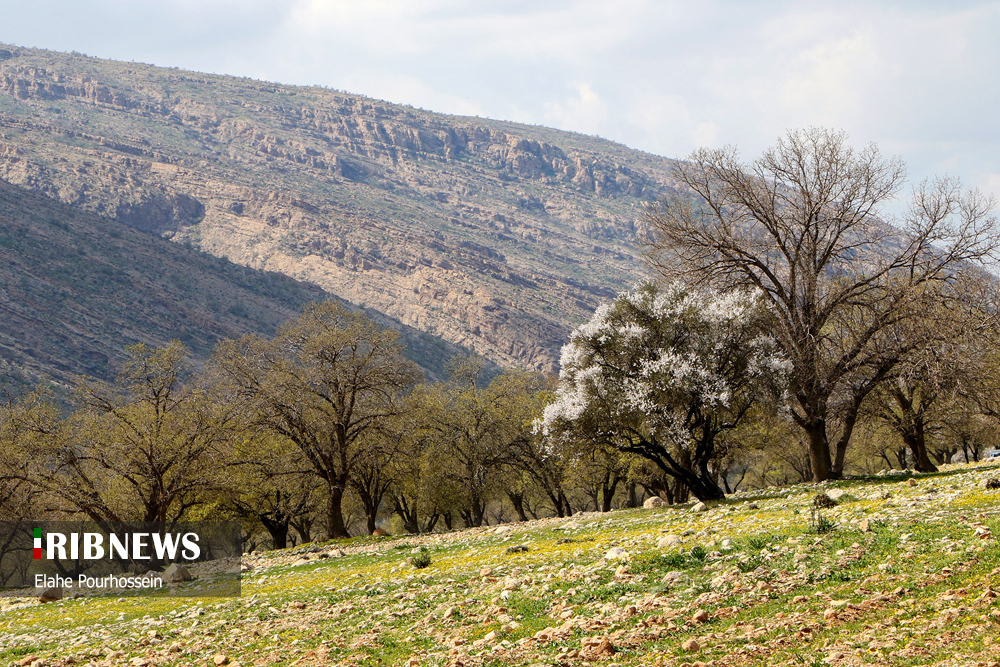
left=0, top=177, right=479, bottom=389
left=3, top=462, right=1000, bottom=666
left=0, top=44, right=681, bottom=372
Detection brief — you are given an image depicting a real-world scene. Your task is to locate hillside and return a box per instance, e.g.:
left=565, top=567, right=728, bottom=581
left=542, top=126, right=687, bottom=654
left=0, top=44, right=681, bottom=372
left=0, top=177, right=482, bottom=389
left=3, top=463, right=1000, bottom=666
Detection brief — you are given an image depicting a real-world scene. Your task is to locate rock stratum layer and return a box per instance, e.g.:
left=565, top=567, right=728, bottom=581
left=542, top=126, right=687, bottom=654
left=0, top=45, right=682, bottom=371
left=0, top=177, right=481, bottom=388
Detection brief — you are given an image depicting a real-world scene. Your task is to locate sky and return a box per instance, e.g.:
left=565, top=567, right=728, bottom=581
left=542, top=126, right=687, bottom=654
left=2, top=0, right=999, bottom=209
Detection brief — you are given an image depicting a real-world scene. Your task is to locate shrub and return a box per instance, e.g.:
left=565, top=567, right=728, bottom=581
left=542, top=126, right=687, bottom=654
left=412, top=548, right=432, bottom=569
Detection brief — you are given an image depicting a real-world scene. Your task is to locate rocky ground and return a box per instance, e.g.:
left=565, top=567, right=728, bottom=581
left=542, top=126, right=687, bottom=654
left=3, top=462, right=1000, bottom=667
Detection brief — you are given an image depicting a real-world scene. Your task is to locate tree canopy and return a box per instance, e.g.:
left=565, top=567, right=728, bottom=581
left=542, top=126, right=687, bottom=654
left=643, top=128, right=1000, bottom=480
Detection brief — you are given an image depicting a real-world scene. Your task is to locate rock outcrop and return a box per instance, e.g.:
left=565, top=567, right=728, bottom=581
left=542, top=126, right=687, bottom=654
left=0, top=44, right=682, bottom=371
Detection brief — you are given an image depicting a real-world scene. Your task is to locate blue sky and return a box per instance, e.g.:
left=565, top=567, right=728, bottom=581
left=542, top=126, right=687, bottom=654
left=2, top=0, right=999, bottom=208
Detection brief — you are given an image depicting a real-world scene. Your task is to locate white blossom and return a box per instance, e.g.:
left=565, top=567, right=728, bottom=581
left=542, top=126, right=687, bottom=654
left=537, top=280, right=790, bottom=450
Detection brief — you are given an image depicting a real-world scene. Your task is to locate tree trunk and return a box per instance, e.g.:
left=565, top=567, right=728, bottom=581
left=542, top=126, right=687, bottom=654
left=291, top=516, right=312, bottom=544
left=894, top=446, right=908, bottom=469
left=558, top=492, right=572, bottom=517
left=600, top=474, right=621, bottom=512
left=930, top=446, right=956, bottom=466
left=625, top=481, right=639, bottom=508
left=688, top=467, right=726, bottom=501
left=325, top=482, right=349, bottom=539
left=392, top=496, right=420, bottom=534
left=904, top=416, right=938, bottom=473
left=357, top=488, right=379, bottom=535
left=806, top=421, right=832, bottom=482
left=830, top=407, right=861, bottom=479
left=260, top=513, right=290, bottom=550
left=507, top=491, right=529, bottom=522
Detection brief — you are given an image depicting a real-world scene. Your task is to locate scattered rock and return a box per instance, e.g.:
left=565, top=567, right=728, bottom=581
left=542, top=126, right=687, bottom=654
left=589, top=637, right=616, bottom=657
left=38, top=586, right=62, bottom=603
left=682, top=638, right=701, bottom=651
left=691, top=608, right=709, bottom=623
left=291, top=558, right=312, bottom=567
left=662, top=571, right=690, bottom=586
left=826, top=489, right=846, bottom=500
left=824, top=608, right=838, bottom=620
left=213, top=655, right=229, bottom=666
left=691, top=502, right=707, bottom=512
left=605, top=547, right=629, bottom=560
left=162, top=563, right=192, bottom=583
left=657, top=534, right=683, bottom=548
left=643, top=496, right=666, bottom=508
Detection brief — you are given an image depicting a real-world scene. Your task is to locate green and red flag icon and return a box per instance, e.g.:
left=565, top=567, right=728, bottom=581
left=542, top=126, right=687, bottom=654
left=33, top=527, right=42, bottom=559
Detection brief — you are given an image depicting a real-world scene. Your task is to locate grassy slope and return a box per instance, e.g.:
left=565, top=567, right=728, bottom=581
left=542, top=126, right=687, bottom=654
left=3, top=463, right=1000, bottom=667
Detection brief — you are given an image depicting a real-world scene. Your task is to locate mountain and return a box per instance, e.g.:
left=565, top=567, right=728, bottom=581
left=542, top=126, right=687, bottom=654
left=0, top=177, right=481, bottom=389
left=0, top=44, right=683, bottom=372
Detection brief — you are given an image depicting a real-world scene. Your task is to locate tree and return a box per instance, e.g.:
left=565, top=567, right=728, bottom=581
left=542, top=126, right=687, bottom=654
left=540, top=280, right=787, bottom=501
left=861, top=279, right=998, bottom=473
left=644, top=128, right=1000, bottom=480
left=509, top=431, right=576, bottom=518
left=421, top=363, right=546, bottom=528
left=213, top=302, right=420, bottom=539
left=228, top=433, right=322, bottom=549
left=13, top=343, right=234, bottom=524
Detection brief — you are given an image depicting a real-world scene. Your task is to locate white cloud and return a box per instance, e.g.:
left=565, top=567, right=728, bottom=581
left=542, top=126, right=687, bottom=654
left=0, top=0, right=998, bottom=197
left=544, top=82, right=608, bottom=136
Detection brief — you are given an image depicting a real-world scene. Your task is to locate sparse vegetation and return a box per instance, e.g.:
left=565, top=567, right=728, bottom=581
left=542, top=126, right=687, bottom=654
left=411, top=547, right=432, bottom=569
left=1, top=462, right=999, bottom=666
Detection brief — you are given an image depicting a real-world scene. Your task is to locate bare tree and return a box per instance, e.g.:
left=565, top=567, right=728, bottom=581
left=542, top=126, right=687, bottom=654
left=644, top=128, right=999, bottom=481
left=213, top=302, right=421, bottom=539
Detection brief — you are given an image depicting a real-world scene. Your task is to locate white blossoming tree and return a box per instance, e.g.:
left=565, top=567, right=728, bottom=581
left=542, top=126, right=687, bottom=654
left=540, top=280, right=789, bottom=501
